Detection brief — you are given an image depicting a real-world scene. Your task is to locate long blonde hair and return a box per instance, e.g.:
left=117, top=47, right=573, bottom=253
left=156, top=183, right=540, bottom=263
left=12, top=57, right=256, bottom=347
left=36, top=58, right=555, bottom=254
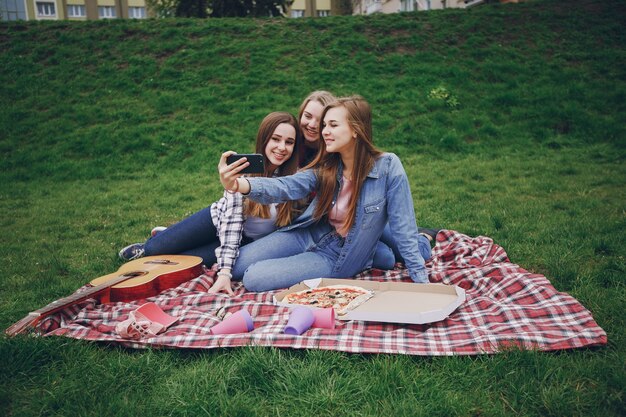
left=308, top=96, right=383, bottom=233
left=245, top=112, right=303, bottom=227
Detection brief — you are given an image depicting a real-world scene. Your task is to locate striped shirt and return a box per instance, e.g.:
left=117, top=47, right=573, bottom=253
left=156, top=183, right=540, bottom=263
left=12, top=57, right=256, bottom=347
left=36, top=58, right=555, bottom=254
left=210, top=190, right=245, bottom=271
left=210, top=170, right=283, bottom=271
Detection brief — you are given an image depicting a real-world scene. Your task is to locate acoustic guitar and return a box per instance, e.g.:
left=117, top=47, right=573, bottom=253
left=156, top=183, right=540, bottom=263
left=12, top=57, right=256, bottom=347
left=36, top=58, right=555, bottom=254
left=5, top=255, right=204, bottom=337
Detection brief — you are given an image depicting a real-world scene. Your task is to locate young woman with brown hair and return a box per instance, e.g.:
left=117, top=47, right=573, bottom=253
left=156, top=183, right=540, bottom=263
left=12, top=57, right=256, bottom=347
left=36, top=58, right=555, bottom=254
left=118, top=111, right=303, bottom=294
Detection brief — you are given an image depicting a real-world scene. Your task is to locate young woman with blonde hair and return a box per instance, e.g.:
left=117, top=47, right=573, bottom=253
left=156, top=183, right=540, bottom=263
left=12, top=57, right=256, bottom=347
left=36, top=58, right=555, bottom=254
left=297, top=90, right=336, bottom=166
left=297, top=90, right=436, bottom=271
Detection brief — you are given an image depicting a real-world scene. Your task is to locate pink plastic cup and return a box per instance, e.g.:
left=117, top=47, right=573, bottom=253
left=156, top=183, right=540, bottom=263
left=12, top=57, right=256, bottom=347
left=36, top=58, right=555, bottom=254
left=311, top=308, right=335, bottom=329
left=284, top=307, right=315, bottom=335
left=210, top=309, right=254, bottom=335
left=135, top=302, right=179, bottom=328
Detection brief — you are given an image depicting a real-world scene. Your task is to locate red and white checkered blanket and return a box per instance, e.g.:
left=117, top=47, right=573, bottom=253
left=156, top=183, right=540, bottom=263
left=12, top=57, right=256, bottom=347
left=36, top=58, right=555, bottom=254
left=36, top=230, right=607, bottom=355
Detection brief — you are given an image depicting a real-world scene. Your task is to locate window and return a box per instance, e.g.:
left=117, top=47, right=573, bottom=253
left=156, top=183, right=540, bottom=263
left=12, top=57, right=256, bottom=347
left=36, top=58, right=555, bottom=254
left=317, top=10, right=329, bottom=17
left=67, top=4, right=85, bottom=17
left=365, top=0, right=382, bottom=14
left=98, top=5, right=115, bottom=18
left=290, top=9, right=304, bottom=18
left=1, top=0, right=27, bottom=20
left=36, top=1, right=55, bottom=17
left=400, top=0, right=415, bottom=11
left=128, top=6, right=146, bottom=18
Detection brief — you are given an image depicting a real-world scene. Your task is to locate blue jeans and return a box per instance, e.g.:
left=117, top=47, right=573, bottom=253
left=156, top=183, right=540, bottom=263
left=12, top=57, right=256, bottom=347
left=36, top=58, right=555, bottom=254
left=232, top=223, right=432, bottom=292
left=246, top=154, right=430, bottom=283
left=140, top=206, right=428, bottom=276
left=232, top=223, right=341, bottom=292
left=378, top=223, right=432, bottom=265
left=144, top=207, right=223, bottom=266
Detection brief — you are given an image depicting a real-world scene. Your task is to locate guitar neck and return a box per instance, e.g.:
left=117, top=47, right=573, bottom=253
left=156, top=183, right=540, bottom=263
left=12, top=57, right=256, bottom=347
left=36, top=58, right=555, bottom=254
left=5, top=274, right=135, bottom=337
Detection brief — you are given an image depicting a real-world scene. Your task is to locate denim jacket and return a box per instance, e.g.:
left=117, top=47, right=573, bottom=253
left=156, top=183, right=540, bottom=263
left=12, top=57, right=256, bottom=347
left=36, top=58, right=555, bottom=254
left=246, top=153, right=428, bottom=283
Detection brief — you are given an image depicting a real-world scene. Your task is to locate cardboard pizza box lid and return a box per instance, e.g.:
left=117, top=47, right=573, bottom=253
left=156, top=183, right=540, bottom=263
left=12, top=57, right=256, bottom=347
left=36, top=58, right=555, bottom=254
left=274, top=278, right=465, bottom=325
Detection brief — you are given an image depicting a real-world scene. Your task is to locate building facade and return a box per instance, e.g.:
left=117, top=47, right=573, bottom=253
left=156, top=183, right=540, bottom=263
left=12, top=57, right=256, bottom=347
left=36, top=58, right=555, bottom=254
left=2, top=0, right=515, bottom=21
left=286, top=0, right=501, bottom=18
left=288, top=0, right=333, bottom=18
left=1, top=0, right=150, bottom=20
left=352, top=0, right=487, bottom=15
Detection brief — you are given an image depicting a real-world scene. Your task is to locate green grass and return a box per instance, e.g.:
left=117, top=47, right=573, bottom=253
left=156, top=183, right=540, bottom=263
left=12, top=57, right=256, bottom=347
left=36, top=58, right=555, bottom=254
left=1, top=0, right=625, bottom=415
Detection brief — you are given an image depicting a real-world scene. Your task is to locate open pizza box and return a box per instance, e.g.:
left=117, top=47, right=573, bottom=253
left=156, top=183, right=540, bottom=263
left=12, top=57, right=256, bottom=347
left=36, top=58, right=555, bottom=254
left=274, top=278, right=466, bottom=325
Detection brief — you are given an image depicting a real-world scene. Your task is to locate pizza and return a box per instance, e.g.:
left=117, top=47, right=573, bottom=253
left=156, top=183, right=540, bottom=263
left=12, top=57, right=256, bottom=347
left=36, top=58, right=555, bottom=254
left=283, top=284, right=374, bottom=315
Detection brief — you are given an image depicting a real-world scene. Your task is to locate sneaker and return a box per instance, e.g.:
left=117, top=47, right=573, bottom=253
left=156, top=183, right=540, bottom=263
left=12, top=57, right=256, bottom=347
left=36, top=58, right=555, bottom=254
left=151, top=226, right=167, bottom=237
left=118, top=243, right=145, bottom=261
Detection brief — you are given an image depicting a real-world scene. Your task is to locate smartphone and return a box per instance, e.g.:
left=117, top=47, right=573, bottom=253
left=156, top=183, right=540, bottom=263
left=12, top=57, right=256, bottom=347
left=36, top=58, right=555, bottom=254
left=226, top=153, right=265, bottom=174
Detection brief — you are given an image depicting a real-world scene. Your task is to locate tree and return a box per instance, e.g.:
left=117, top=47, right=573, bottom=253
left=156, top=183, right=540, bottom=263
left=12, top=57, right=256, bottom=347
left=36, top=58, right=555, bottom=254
left=209, top=0, right=293, bottom=17
left=146, top=0, right=293, bottom=18
left=176, top=0, right=208, bottom=17
left=146, top=0, right=178, bottom=17
left=334, top=0, right=353, bottom=15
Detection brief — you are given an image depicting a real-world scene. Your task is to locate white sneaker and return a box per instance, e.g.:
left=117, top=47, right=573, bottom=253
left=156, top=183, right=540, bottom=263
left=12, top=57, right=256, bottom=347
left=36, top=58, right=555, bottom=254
left=151, top=226, right=167, bottom=237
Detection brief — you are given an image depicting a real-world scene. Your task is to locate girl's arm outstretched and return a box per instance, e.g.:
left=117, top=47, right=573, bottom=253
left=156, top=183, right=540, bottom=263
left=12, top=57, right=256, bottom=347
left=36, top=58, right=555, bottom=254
left=219, top=151, right=317, bottom=203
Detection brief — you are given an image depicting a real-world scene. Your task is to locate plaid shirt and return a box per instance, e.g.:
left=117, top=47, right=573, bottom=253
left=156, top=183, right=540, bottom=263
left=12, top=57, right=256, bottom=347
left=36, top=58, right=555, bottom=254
left=210, top=190, right=245, bottom=271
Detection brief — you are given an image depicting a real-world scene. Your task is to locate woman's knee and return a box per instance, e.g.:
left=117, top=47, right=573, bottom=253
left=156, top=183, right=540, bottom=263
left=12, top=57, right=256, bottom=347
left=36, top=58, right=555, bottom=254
left=242, top=255, right=322, bottom=292
left=241, top=266, right=272, bottom=292
left=372, top=241, right=395, bottom=270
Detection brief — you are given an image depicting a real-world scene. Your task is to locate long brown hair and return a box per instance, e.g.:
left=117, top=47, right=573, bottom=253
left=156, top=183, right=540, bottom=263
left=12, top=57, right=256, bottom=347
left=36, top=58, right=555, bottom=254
left=308, top=96, right=383, bottom=234
left=297, top=90, right=336, bottom=166
left=245, top=112, right=303, bottom=227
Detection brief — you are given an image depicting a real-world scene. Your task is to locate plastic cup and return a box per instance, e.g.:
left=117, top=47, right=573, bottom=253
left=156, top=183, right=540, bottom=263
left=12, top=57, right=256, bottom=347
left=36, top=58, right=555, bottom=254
left=210, top=309, right=254, bottom=335
left=135, top=302, right=178, bottom=328
left=311, top=308, right=335, bottom=329
left=284, top=307, right=315, bottom=335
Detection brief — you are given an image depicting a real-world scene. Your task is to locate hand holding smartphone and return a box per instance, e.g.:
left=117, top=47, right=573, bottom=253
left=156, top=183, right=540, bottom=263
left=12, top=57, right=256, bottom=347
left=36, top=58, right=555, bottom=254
left=226, top=153, right=265, bottom=174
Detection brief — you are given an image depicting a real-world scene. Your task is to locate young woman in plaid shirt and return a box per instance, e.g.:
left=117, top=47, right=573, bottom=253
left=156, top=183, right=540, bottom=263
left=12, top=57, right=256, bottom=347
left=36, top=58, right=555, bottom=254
left=118, top=111, right=304, bottom=294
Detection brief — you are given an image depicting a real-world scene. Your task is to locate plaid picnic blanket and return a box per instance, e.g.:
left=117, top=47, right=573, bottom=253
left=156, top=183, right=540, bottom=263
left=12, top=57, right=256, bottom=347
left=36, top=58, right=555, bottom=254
left=36, top=230, right=607, bottom=355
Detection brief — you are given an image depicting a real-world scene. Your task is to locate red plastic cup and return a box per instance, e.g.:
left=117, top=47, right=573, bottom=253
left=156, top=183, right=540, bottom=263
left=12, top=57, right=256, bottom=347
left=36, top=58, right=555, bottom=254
left=210, top=309, right=254, bottom=335
left=311, top=308, right=335, bottom=329
left=284, top=307, right=315, bottom=335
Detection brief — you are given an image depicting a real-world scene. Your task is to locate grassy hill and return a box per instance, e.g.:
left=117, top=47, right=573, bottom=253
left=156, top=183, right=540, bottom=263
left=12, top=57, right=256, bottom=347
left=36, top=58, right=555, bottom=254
left=1, top=0, right=625, bottom=415
left=2, top=0, right=624, bottom=182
